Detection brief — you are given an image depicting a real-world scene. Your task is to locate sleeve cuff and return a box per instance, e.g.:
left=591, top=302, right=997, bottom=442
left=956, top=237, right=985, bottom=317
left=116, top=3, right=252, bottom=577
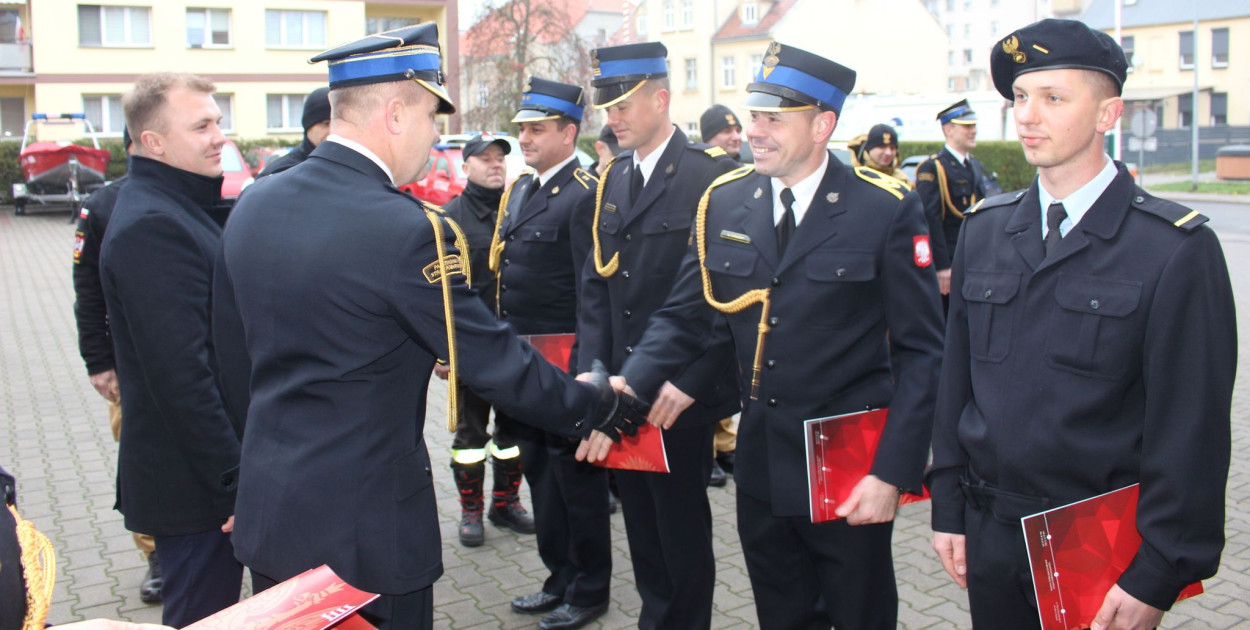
left=1117, top=554, right=1189, bottom=612
left=927, top=467, right=966, bottom=534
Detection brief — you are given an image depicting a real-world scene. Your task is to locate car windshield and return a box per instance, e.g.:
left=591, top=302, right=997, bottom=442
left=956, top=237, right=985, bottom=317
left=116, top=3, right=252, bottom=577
left=221, top=145, right=245, bottom=173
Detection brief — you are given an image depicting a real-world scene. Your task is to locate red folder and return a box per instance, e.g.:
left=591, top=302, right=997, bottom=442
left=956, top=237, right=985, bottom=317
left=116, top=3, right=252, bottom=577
left=519, top=333, right=576, bottom=372
left=803, top=408, right=929, bottom=523
left=1021, top=484, right=1203, bottom=630
left=595, top=422, right=670, bottom=472
left=185, top=565, right=379, bottom=630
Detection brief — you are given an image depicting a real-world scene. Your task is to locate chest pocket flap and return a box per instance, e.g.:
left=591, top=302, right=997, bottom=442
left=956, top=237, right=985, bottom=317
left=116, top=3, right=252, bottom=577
left=705, top=242, right=757, bottom=278
left=962, top=270, right=1020, bottom=304
left=599, top=211, right=623, bottom=235
left=521, top=224, right=559, bottom=242
left=1054, top=273, right=1141, bottom=317
left=643, top=210, right=691, bottom=235
left=806, top=250, right=875, bottom=282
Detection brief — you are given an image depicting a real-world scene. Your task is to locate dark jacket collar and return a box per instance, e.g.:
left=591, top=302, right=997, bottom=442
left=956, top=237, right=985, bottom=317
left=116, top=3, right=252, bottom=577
left=127, top=155, right=224, bottom=209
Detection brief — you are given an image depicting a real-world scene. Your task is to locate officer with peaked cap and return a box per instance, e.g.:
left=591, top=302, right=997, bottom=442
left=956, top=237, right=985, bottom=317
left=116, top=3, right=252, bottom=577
left=211, top=23, right=648, bottom=629
left=575, top=40, right=740, bottom=630
left=849, top=123, right=910, bottom=188
left=257, top=86, right=332, bottom=177
left=600, top=40, right=943, bottom=629
left=915, top=98, right=990, bottom=302
left=928, top=18, right=1234, bottom=629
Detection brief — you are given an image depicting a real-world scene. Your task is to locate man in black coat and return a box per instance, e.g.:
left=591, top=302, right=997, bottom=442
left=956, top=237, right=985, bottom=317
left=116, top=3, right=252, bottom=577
left=578, top=42, right=741, bottom=630
left=929, top=20, right=1236, bottom=630
left=99, top=73, right=242, bottom=628
left=915, top=98, right=988, bottom=300
left=212, top=25, right=644, bottom=630
left=602, top=41, right=944, bottom=630
left=440, top=133, right=537, bottom=547
left=256, top=86, right=330, bottom=177
left=492, top=78, right=610, bottom=630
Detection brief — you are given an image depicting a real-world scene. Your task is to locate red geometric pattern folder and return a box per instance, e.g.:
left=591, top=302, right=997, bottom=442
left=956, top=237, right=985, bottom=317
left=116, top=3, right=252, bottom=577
left=186, top=564, right=379, bottom=630
left=804, top=408, right=929, bottom=523
left=518, top=333, right=576, bottom=372
left=1021, top=484, right=1203, bottom=630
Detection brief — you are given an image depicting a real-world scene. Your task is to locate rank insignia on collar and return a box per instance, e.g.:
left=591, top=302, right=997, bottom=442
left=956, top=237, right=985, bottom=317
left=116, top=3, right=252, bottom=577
left=666, top=163, right=674, bottom=174
left=552, top=186, right=560, bottom=195
left=605, top=202, right=617, bottom=213
left=754, top=188, right=763, bottom=199
left=826, top=192, right=840, bottom=204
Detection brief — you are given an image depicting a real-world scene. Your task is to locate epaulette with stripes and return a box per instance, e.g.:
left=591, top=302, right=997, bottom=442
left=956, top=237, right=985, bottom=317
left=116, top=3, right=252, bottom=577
left=1131, top=189, right=1208, bottom=232
left=572, top=167, right=599, bottom=190
left=854, top=166, right=906, bottom=200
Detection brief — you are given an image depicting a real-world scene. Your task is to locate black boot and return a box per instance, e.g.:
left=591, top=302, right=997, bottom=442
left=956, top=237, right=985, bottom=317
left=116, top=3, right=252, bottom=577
left=451, top=460, right=486, bottom=547
left=139, top=550, right=163, bottom=603
left=487, top=455, right=536, bottom=534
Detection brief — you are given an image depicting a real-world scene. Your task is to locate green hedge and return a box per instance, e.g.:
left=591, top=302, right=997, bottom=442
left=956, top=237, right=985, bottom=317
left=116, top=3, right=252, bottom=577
left=899, top=140, right=1037, bottom=193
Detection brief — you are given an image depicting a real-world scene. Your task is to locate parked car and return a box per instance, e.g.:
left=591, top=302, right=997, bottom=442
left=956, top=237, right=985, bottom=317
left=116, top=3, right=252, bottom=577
left=400, top=142, right=467, bottom=206
left=900, top=154, right=928, bottom=185
left=220, top=139, right=252, bottom=199
left=245, top=146, right=293, bottom=178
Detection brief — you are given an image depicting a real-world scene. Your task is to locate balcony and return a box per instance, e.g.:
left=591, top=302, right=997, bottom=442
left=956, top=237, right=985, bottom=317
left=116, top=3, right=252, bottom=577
left=0, top=41, right=31, bottom=74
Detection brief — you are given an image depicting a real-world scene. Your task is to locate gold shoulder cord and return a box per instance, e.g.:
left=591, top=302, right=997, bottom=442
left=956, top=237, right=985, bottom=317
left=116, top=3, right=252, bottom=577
left=444, top=215, right=471, bottom=287
left=488, top=178, right=521, bottom=274
left=424, top=209, right=461, bottom=432
left=694, top=166, right=770, bottom=400
left=9, top=504, right=55, bottom=630
left=933, top=158, right=976, bottom=221
left=592, top=159, right=620, bottom=277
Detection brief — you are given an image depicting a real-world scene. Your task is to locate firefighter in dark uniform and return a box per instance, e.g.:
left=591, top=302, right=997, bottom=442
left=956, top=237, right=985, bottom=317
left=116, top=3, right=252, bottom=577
left=577, top=41, right=741, bottom=630
left=490, top=77, right=612, bottom=630
left=700, top=103, right=750, bottom=164
left=848, top=123, right=911, bottom=189
left=256, top=86, right=331, bottom=177
left=440, top=134, right=537, bottom=547
left=212, top=24, right=647, bottom=630
left=915, top=99, right=988, bottom=300
left=928, top=20, right=1236, bottom=630
left=603, top=41, right=944, bottom=629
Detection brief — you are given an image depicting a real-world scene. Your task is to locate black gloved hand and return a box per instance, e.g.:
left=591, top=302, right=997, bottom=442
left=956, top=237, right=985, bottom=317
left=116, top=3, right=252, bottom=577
left=583, top=359, right=650, bottom=443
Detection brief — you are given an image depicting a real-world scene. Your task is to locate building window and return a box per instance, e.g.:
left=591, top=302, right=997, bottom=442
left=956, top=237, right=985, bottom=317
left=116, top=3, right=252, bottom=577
left=721, top=56, right=735, bottom=89
left=964, top=23, right=971, bottom=38
left=1178, top=93, right=1192, bottom=128
left=0, top=97, right=22, bottom=138
left=964, top=0, right=972, bottom=9
left=1179, top=30, right=1194, bottom=69
left=663, top=0, right=674, bottom=30
left=83, top=94, right=125, bottom=134
left=963, top=49, right=972, bottom=64
left=265, top=10, right=326, bottom=48
left=948, top=77, right=956, bottom=90
left=750, top=53, right=763, bottom=78
left=1211, top=92, right=1227, bottom=125
left=477, top=83, right=488, bottom=108
left=991, top=0, right=999, bottom=6
left=946, top=0, right=954, bottom=10
left=946, top=24, right=953, bottom=39
left=686, top=121, right=698, bottom=134
left=681, top=0, right=693, bottom=27
left=636, top=14, right=647, bottom=37
left=187, top=8, right=230, bottom=48
left=742, top=2, right=758, bottom=25
left=267, top=94, right=306, bottom=131
left=991, top=21, right=999, bottom=36
left=1121, top=35, right=1135, bottom=71
left=213, top=93, right=233, bottom=132
left=366, top=17, right=420, bottom=35
left=948, top=50, right=955, bottom=64
left=1211, top=27, right=1228, bottom=68
left=78, top=5, right=152, bottom=47
left=685, top=58, right=697, bottom=90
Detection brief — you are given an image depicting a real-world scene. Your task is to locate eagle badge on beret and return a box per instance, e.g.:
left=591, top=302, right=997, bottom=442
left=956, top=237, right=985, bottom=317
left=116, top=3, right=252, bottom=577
left=1002, top=35, right=1026, bottom=64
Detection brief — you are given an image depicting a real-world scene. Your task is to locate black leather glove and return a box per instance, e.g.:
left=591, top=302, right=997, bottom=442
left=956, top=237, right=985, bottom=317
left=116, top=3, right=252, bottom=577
left=583, top=359, right=650, bottom=443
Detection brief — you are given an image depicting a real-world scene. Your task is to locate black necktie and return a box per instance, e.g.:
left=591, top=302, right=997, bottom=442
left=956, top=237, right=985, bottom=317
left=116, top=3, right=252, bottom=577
left=777, top=188, right=796, bottom=256
left=630, top=166, right=644, bottom=204
left=521, top=180, right=539, bottom=207
left=1044, top=201, right=1067, bottom=255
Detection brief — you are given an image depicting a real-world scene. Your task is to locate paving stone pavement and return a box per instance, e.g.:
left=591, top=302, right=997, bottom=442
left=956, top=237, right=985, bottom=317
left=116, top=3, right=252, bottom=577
left=1, top=205, right=1247, bottom=629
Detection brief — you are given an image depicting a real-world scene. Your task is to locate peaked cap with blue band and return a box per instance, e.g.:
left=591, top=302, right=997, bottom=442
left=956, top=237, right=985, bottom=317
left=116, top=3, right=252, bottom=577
left=590, top=42, right=668, bottom=109
left=937, top=99, right=977, bottom=125
left=309, top=23, right=456, bottom=114
left=991, top=19, right=1128, bottom=102
left=513, top=76, right=586, bottom=123
left=742, top=42, right=855, bottom=114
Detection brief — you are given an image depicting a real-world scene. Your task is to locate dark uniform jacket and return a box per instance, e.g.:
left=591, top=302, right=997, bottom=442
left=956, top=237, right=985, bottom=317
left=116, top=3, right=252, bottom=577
left=257, top=138, right=314, bottom=178
left=99, top=156, right=238, bottom=537
left=73, top=176, right=128, bottom=376
left=212, top=141, right=600, bottom=596
left=443, top=181, right=502, bottom=313
left=0, top=468, right=23, bottom=630
left=621, top=156, right=945, bottom=515
left=927, top=165, right=1235, bottom=611
left=916, top=147, right=987, bottom=269
left=578, top=126, right=740, bottom=428
left=496, top=160, right=596, bottom=338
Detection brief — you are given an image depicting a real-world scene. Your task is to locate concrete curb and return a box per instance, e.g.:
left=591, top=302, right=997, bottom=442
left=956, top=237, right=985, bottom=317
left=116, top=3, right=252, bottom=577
left=1147, top=191, right=1250, bottom=205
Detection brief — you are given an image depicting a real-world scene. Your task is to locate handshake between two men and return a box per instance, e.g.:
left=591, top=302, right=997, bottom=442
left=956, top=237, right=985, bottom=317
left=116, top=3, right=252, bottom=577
left=574, top=360, right=653, bottom=460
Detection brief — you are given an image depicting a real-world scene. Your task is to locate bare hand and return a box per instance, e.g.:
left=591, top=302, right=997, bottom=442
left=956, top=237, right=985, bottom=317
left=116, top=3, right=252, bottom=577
left=57, top=620, right=174, bottom=630
left=608, top=375, right=633, bottom=395
left=647, top=381, right=694, bottom=430
left=221, top=515, right=234, bottom=534
left=835, top=475, right=900, bottom=525
left=931, top=531, right=968, bottom=588
left=433, top=363, right=450, bottom=380
left=575, top=430, right=616, bottom=464
left=937, top=268, right=952, bottom=296
left=1089, top=585, right=1165, bottom=630
left=89, top=369, right=119, bottom=403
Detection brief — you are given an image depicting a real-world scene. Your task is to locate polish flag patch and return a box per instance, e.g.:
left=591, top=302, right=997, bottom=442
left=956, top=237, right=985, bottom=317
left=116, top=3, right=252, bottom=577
left=913, top=235, right=932, bottom=268
left=80, top=206, right=90, bottom=220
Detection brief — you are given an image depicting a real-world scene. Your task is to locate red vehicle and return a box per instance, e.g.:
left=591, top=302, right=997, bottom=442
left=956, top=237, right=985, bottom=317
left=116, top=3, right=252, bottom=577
left=13, top=113, right=112, bottom=215
left=399, top=142, right=466, bottom=206
left=220, top=139, right=252, bottom=199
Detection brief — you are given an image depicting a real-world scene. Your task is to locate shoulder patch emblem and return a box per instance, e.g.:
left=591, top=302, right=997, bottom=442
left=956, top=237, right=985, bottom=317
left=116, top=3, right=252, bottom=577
left=573, top=168, right=599, bottom=190
left=705, top=146, right=728, bottom=158
left=854, top=166, right=906, bottom=200
left=423, top=254, right=465, bottom=284
left=913, top=235, right=932, bottom=267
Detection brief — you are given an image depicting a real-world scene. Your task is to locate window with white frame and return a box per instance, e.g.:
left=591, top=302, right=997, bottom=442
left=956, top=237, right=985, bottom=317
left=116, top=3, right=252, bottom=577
left=963, top=49, right=972, bottom=64
left=681, top=0, right=693, bottom=27
left=1121, top=35, right=1135, bottom=71
left=750, top=53, right=763, bottom=79
left=964, top=23, right=971, bottom=38
left=265, top=10, right=326, bottom=48
left=948, top=50, right=955, bottom=65
left=187, top=8, right=230, bottom=48
left=213, top=93, right=233, bottom=132
left=721, top=56, right=735, bottom=89
left=83, top=94, right=125, bottom=134
left=267, top=94, right=306, bottom=131
left=0, top=97, right=23, bottom=138
left=685, top=58, right=697, bottom=90
left=1211, top=27, right=1228, bottom=68
left=742, top=2, right=758, bottom=25
left=1211, top=92, right=1227, bottom=125
left=945, top=24, right=953, bottom=39
left=78, top=5, right=152, bottom=47
left=1179, top=30, right=1194, bottom=70
left=663, top=0, right=674, bottom=30
left=636, top=13, right=647, bottom=37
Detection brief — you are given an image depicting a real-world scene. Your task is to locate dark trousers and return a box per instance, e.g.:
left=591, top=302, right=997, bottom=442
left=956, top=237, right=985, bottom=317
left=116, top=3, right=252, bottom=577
left=736, top=490, right=897, bottom=630
left=451, top=385, right=521, bottom=452
left=616, top=422, right=715, bottom=630
left=253, top=570, right=433, bottom=630
left=154, top=529, right=242, bottom=628
left=515, top=425, right=612, bottom=607
left=964, top=502, right=1044, bottom=629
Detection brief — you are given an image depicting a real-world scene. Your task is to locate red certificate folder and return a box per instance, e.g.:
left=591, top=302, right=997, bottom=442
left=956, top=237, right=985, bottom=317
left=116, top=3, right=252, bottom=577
left=185, top=565, right=379, bottom=630
left=519, top=333, right=576, bottom=372
left=595, top=422, right=670, bottom=472
left=803, top=408, right=928, bottom=523
left=1021, top=484, right=1203, bottom=630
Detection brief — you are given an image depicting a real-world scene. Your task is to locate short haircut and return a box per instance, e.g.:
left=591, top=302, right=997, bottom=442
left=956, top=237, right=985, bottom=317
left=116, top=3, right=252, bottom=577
left=1083, top=70, right=1119, bottom=101
left=556, top=116, right=581, bottom=134
left=124, top=73, right=215, bottom=135
left=329, top=81, right=422, bottom=118
left=645, top=77, right=671, bottom=94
